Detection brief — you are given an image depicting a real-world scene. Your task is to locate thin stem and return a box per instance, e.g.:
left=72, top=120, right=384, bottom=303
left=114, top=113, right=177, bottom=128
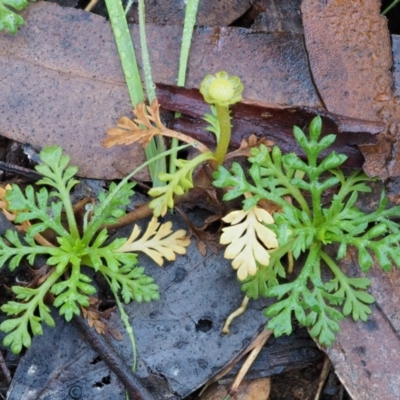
left=272, top=169, right=310, bottom=216
left=296, top=244, right=321, bottom=285
left=160, top=128, right=212, bottom=154
left=104, top=0, right=144, bottom=105
left=138, top=0, right=155, bottom=104
left=319, top=250, right=344, bottom=279
left=104, top=0, right=161, bottom=185
left=137, top=0, right=166, bottom=187
left=310, top=184, right=323, bottom=227
left=58, top=181, right=80, bottom=239
left=341, top=204, right=400, bottom=227
left=214, top=105, right=231, bottom=165
left=382, top=0, right=400, bottom=14
left=82, top=143, right=191, bottom=244
left=222, top=296, right=249, bottom=334
left=170, top=0, right=200, bottom=174
left=177, top=0, right=199, bottom=86
left=105, top=276, right=137, bottom=371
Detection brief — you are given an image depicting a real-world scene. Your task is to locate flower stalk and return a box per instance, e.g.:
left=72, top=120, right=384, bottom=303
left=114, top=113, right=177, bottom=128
left=200, top=71, right=243, bottom=166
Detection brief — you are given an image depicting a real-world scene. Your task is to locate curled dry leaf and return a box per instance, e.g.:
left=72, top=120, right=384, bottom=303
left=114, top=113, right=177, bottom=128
left=220, top=206, right=278, bottom=280
left=176, top=207, right=221, bottom=256
left=225, top=135, right=274, bottom=160
left=81, top=299, right=122, bottom=340
left=117, top=217, right=191, bottom=266
left=103, top=99, right=166, bottom=149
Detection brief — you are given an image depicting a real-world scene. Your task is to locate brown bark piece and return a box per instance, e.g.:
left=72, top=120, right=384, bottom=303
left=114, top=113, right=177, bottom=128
left=309, top=251, right=400, bottom=400
left=300, top=5, right=400, bottom=398
left=0, top=3, right=145, bottom=180
left=325, top=310, right=400, bottom=400
left=0, top=2, right=322, bottom=179
left=252, top=0, right=303, bottom=34
left=301, top=0, right=391, bottom=121
left=127, top=0, right=254, bottom=26
left=156, top=84, right=381, bottom=168
left=319, top=186, right=400, bottom=400
left=201, top=378, right=271, bottom=400
left=301, top=0, right=400, bottom=182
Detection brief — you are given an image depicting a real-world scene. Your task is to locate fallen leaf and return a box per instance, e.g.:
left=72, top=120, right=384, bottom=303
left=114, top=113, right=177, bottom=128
left=220, top=206, right=278, bottom=280
left=301, top=0, right=400, bottom=183
left=127, top=0, right=254, bottom=27
left=200, top=378, right=271, bottom=400
left=117, top=217, right=191, bottom=266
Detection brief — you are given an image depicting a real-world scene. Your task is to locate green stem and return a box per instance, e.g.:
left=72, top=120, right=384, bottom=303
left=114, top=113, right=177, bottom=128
left=177, top=0, right=199, bottom=86
left=310, top=184, right=323, bottom=227
left=382, top=0, right=400, bottom=14
left=30, top=268, right=65, bottom=317
left=296, top=244, right=321, bottom=284
left=272, top=169, right=310, bottom=216
left=320, top=250, right=345, bottom=279
left=170, top=0, right=200, bottom=174
left=138, top=0, right=155, bottom=103
left=104, top=0, right=163, bottom=185
left=214, top=105, right=231, bottom=165
left=58, top=179, right=80, bottom=239
left=342, top=205, right=400, bottom=227
left=137, top=0, right=166, bottom=187
left=82, top=143, right=191, bottom=244
left=104, top=0, right=144, bottom=105
left=105, top=276, right=137, bottom=372
left=249, top=184, right=310, bottom=217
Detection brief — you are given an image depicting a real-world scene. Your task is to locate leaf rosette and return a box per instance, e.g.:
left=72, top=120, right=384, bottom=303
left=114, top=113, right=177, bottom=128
left=0, top=146, right=190, bottom=353
left=213, top=116, right=400, bottom=346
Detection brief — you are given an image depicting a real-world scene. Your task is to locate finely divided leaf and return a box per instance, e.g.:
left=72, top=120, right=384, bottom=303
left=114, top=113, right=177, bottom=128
left=117, top=217, right=190, bottom=266
left=220, top=206, right=278, bottom=280
left=0, top=0, right=29, bottom=34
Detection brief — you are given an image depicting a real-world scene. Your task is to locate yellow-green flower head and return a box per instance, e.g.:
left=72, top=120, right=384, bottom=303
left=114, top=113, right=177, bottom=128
left=200, top=71, right=243, bottom=107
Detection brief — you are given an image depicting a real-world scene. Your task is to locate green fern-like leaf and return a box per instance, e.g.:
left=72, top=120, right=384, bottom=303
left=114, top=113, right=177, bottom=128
left=0, top=0, right=30, bottom=34
left=213, top=115, right=400, bottom=346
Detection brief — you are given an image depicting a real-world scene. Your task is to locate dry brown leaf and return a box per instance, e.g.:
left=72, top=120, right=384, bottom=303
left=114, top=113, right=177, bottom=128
left=200, top=378, right=271, bottom=400
left=176, top=207, right=221, bottom=256
left=225, top=135, right=274, bottom=160
left=103, top=100, right=166, bottom=149
left=81, top=299, right=122, bottom=339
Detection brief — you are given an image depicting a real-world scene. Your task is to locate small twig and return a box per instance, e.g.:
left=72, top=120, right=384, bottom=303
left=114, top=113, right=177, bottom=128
left=73, top=315, right=155, bottom=400
left=314, top=355, right=331, bottom=400
left=199, top=328, right=272, bottom=396
left=84, top=0, right=100, bottom=12
left=103, top=185, right=211, bottom=231
left=0, top=161, right=42, bottom=181
left=0, top=350, right=12, bottom=385
left=228, top=329, right=273, bottom=397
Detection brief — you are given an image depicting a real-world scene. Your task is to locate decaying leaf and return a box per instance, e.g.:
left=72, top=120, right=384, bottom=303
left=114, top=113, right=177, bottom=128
left=176, top=207, right=221, bottom=256
left=117, top=217, right=191, bottom=266
left=81, top=298, right=122, bottom=340
left=220, top=206, right=278, bottom=280
left=225, top=135, right=274, bottom=160
left=104, top=98, right=211, bottom=154
left=103, top=100, right=166, bottom=149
